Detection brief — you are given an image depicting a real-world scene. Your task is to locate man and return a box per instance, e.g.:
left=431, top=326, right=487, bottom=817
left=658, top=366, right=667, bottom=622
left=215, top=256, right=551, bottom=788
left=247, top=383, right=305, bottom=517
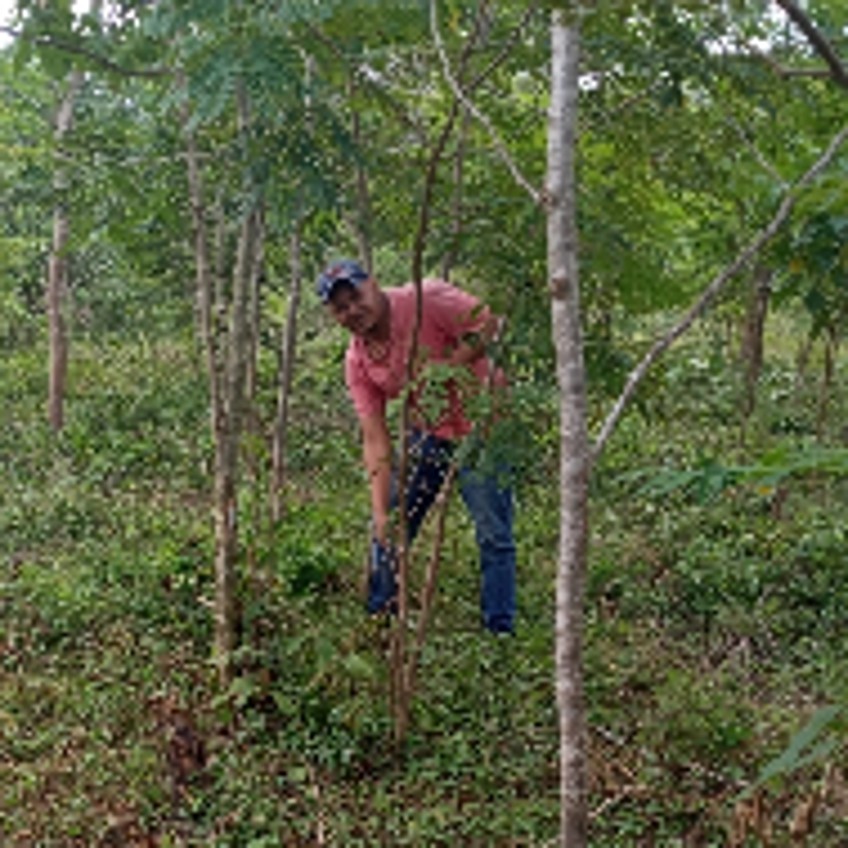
left=317, top=259, right=516, bottom=635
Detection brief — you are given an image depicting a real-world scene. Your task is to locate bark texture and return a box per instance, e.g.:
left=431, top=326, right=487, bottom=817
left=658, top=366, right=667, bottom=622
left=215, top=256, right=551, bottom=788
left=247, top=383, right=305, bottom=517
left=183, top=77, right=259, bottom=686
left=211, top=81, right=259, bottom=685
left=271, top=220, right=304, bottom=523
left=46, top=69, right=83, bottom=432
left=547, top=10, right=590, bottom=847
left=44, top=0, right=104, bottom=432
left=740, top=265, right=772, bottom=418
left=212, top=198, right=256, bottom=685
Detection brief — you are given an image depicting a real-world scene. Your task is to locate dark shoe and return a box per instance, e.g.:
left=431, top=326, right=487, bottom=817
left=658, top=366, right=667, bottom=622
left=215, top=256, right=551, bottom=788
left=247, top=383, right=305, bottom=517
left=484, top=614, right=514, bottom=636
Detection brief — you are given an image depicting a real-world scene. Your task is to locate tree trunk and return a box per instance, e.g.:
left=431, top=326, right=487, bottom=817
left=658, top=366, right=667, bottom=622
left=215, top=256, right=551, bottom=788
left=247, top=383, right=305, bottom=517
left=46, top=68, right=83, bottom=432
left=816, top=330, right=836, bottom=438
left=243, top=211, right=265, bottom=593
left=441, top=109, right=471, bottom=281
left=182, top=87, right=220, bottom=425
left=740, top=265, right=772, bottom=418
left=211, top=81, right=258, bottom=686
left=43, top=0, right=103, bottom=434
left=211, top=203, right=255, bottom=686
left=213, top=190, right=230, bottom=362
left=271, top=218, right=304, bottom=523
left=182, top=79, right=228, bottom=681
left=547, top=10, right=590, bottom=847
left=271, top=54, right=313, bottom=522
left=182, top=74, right=258, bottom=687
left=245, top=211, right=264, bottom=407
left=349, top=93, right=374, bottom=270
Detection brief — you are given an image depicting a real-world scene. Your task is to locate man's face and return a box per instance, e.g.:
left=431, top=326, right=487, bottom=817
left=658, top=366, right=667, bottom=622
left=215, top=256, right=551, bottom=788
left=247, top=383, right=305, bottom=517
left=326, top=278, right=382, bottom=336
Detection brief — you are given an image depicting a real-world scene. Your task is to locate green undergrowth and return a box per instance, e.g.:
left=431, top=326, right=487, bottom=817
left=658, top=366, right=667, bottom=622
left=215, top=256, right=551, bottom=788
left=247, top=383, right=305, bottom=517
left=1, top=329, right=847, bottom=846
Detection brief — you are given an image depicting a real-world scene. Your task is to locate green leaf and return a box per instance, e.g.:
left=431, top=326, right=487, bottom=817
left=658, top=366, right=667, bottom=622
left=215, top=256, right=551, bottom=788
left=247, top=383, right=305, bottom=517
left=342, top=652, right=376, bottom=681
left=739, top=705, right=842, bottom=800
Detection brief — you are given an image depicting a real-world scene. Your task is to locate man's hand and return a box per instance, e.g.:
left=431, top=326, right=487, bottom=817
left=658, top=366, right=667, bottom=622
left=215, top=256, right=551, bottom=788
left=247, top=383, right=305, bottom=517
left=449, top=313, right=502, bottom=368
left=372, top=511, right=390, bottom=544
left=367, top=536, right=398, bottom=614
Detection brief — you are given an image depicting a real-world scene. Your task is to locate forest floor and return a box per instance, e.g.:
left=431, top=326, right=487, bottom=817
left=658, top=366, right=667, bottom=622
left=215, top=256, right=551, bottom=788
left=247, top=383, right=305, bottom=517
left=1, top=324, right=847, bottom=846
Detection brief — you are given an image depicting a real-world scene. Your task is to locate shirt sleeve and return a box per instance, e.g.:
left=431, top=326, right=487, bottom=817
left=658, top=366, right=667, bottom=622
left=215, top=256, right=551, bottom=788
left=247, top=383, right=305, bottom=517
left=423, top=279, right=491, bottom=342
left=345, top=346, right=386, bottom=420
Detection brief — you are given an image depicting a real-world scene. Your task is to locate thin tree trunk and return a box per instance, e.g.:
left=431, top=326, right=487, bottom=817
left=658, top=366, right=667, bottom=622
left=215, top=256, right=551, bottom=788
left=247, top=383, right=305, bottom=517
left=271, top=217, right=304, bottom=523
left=795, top=333, right=814, bottom=385
left=441, top=109, right=471, bottom=280
left=547, top=10, right=590, bottom=847
left=246, top=210, right=264, bottom=407
left=271, top=53, right=312, bottom=522
left=211, top=80, right=258, bottom=686
left=213, top=190, right=230, bottom=361
left=243, top=209, right=265, bottom=620
left=212, top=201, right=255, bottom=685
left=183, top=73, right=257, bottom=687
left=214, top=191, right=226, bottom=302
left=43, top=0, right=103, bottom=434
left=182, top=86, right=221, bottom=427
left=46, top=68, right=83, bottom=433
left=740, top=265, right=772, bottom=418
left=816, top=330, right=836, bottom=437
left=181, top=77, right=231, bottom=684
left=349, top=90, right=374, bottom=270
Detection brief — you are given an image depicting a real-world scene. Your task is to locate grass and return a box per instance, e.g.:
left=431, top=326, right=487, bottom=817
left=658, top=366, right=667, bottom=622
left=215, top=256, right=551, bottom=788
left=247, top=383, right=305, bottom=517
left=1, top=319, right=847, bottom=846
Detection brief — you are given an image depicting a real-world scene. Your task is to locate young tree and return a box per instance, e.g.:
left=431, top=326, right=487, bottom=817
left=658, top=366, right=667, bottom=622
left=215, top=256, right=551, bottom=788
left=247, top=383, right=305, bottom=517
left=270, top=216, right=304, bottom=523
left=46, top=62, right=82, bottom=432
left=547, top=6, right=589, bottom=845
left=42, top=0, right=101, bottom=430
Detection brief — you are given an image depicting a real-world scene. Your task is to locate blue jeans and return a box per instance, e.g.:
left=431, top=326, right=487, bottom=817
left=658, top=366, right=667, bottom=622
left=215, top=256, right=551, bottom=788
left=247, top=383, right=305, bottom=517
left=369, top=430, right=516, bottom=634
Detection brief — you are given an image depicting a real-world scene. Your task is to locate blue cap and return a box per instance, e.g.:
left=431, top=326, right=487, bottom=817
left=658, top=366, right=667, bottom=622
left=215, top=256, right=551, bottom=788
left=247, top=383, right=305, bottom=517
left=316, top=259, right=369, bottom=303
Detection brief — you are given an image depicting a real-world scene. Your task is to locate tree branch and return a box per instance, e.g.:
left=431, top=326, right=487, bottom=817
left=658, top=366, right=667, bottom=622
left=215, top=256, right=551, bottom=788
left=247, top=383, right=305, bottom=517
left=403, top=466, right=457, bottom=707
left=591, top=121, right=848, bottom=464
left=467, top=1, right=541, bottom=92
left=725, top=116, right=788, bottom=187
left=430, top=0, right=543, bottom=206
left=304, top=23, right=429, bottom=146
left=0, top=26, right=172, bottom=79
left=773, top=0, right=848, bottom=90
left=749, top=44, right=832, bottom=80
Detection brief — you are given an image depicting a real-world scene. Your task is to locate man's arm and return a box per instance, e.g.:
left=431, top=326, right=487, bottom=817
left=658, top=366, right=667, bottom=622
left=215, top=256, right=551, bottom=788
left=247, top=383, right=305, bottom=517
left=448, top=312, right=502, bottom=368
left=360, top=412, right=393, bottom=543
left=423, top=279, right=501, bottom=369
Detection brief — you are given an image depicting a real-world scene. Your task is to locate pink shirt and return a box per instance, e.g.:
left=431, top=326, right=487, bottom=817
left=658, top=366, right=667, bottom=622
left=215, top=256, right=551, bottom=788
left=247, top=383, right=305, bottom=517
left=345, top=279, right=502, bottom=440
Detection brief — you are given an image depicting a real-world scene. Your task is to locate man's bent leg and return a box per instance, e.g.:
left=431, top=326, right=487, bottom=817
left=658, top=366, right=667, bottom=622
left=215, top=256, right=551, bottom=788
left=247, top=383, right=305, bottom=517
left=458, top=466, right=516, bottom=634
left=403, top=431, right=454, bottom=543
